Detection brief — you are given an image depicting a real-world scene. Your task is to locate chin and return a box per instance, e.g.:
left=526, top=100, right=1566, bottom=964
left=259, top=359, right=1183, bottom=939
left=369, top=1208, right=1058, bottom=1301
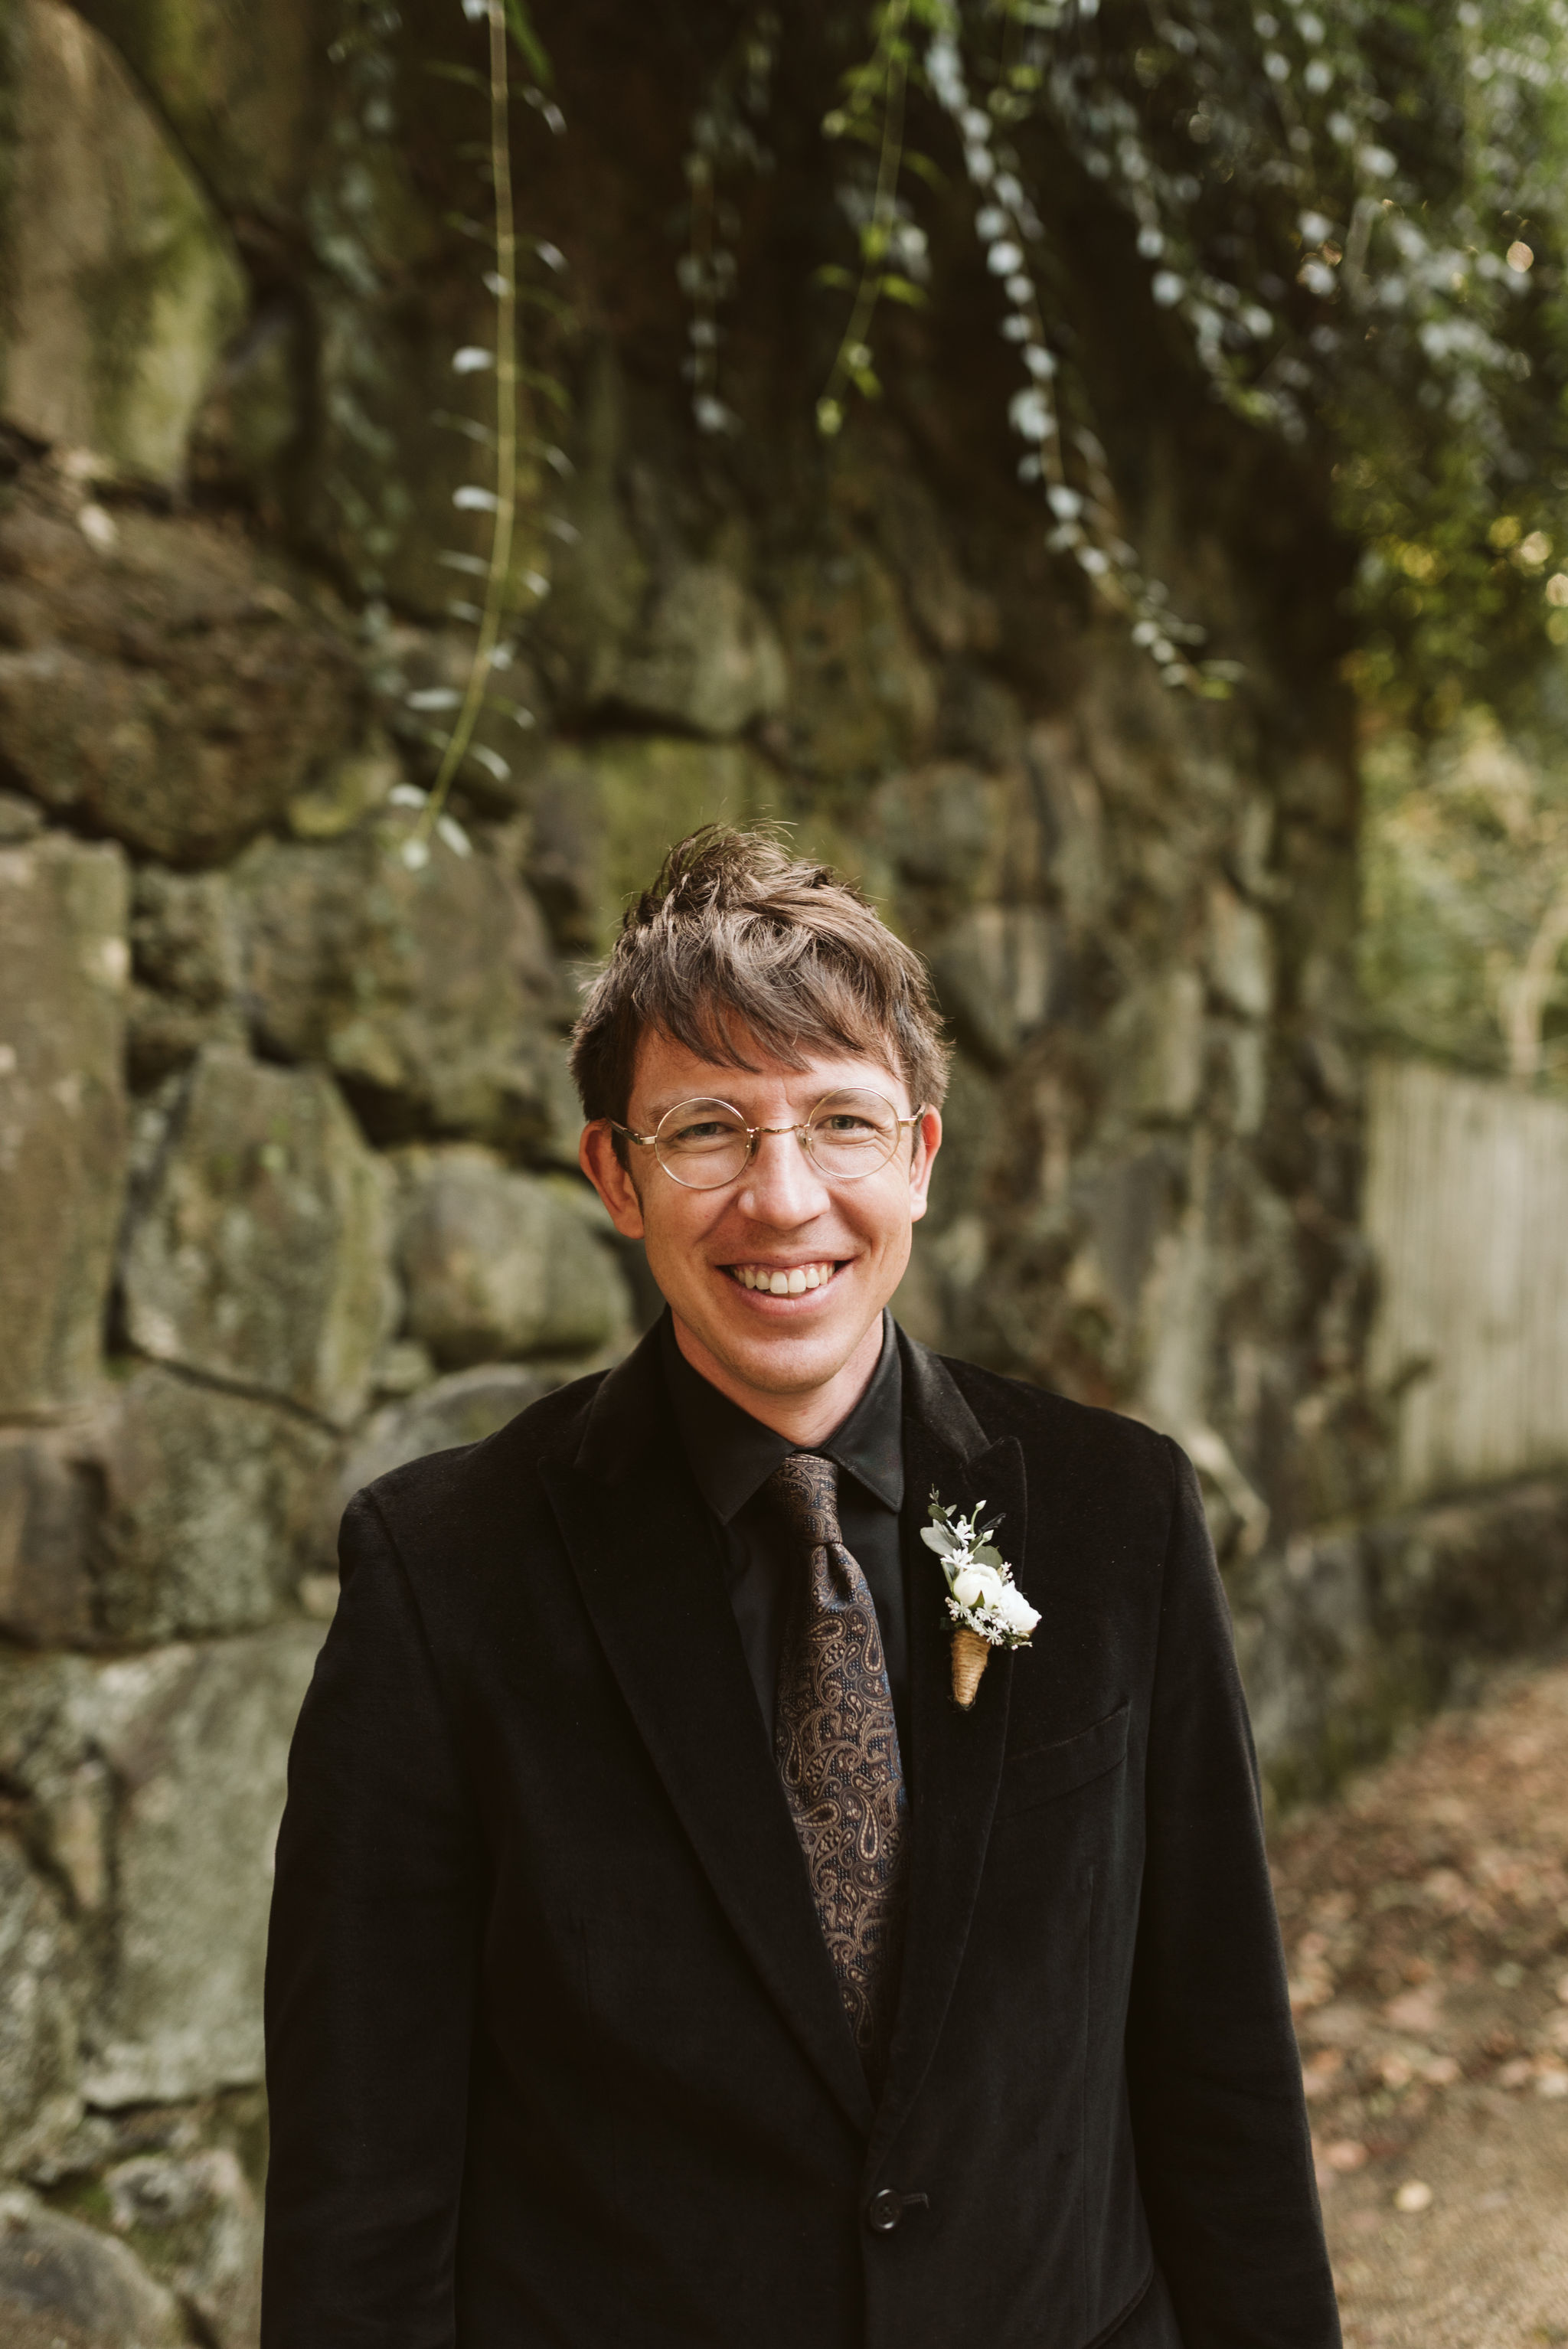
left=723, top=1306, right=871, bottom=1388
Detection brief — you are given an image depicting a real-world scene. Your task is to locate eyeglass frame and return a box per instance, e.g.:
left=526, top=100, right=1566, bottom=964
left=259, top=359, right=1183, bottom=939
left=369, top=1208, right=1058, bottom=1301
left=610, top=1090, right=931, bottom=1191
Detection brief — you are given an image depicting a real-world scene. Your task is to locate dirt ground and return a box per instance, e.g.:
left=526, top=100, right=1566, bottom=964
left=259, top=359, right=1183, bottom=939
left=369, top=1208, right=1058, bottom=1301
left=1271, top=1658, right=1568, bottom=2347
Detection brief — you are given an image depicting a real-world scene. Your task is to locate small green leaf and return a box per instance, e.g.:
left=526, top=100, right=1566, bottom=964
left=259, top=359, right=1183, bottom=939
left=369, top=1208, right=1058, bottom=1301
left=521, top=367, right=570, bottom=413
left=502, top=0, right=554, bottom=86
left=902, top=149, right=948, bottom=191
left=835, top=116, right=884, bottom=153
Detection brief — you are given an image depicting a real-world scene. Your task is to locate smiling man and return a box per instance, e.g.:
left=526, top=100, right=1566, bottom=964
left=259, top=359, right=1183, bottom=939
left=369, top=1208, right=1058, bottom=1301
left=262, top=830, right=1340, bottom=2349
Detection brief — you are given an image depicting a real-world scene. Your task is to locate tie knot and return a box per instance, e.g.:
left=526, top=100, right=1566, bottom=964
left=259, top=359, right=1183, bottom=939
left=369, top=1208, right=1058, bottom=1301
left=765, top=1452, right=841, bottom=1550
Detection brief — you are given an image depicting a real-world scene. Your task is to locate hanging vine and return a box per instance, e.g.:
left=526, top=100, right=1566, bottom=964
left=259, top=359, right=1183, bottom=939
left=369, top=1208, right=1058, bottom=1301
left=813, top=0, right=932, bottom=439
left=679, top=8, right=780, bottom=436
left=374, top=0, right=1568, bottom=739
left=400, top=0, right=560, bottom=868
left=665, top=0, right=1568, bottom=701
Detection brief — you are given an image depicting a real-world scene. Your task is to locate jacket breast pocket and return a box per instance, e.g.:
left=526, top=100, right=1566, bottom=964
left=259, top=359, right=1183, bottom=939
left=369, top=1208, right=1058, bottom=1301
left=996, top=1704, right=1130, bottom=1819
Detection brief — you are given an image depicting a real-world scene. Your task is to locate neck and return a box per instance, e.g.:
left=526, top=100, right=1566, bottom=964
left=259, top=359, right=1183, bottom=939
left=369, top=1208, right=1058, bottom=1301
left=671, top=1312, right=886, bottom=1446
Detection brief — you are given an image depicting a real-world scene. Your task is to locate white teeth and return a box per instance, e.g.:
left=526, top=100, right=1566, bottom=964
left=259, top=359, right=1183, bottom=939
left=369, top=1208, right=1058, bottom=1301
left=733, top=1261, right=836, bottom=1292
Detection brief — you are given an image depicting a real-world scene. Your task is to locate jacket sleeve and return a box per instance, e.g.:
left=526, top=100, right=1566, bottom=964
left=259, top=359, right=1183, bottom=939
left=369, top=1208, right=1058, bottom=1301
left=262, top=1489, right=482, bottom=2349
left=1125, top=1439, right=1341, bottom=2349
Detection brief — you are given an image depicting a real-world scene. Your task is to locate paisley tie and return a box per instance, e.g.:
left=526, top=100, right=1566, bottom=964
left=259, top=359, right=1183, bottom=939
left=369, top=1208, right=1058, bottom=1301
left=766, top=1452, right=909, bottom=2083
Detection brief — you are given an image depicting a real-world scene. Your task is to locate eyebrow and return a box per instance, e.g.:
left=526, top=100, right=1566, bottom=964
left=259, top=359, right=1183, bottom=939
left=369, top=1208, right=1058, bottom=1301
left=637, top=1093, right=740, bottom=1125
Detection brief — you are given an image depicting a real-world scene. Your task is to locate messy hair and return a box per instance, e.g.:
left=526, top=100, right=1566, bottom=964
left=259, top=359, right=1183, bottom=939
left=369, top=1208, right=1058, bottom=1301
left=569, top=828, right=951, bottom=1135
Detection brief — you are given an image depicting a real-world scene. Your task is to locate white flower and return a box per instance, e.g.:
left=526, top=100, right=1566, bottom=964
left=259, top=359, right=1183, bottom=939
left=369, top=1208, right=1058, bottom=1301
left=995, top=1583, right=1041, bottom=1638
left=953, top=1562, right=1003, bottom=1612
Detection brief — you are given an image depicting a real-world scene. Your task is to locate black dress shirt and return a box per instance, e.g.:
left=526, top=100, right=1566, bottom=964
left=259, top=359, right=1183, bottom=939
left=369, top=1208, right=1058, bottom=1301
left=658, top=1309, right=910, bottom=1753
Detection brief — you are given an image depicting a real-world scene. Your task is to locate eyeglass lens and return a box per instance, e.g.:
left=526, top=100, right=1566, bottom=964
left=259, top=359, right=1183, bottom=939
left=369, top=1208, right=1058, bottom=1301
left=653, top=1091, right=906, bottom=1188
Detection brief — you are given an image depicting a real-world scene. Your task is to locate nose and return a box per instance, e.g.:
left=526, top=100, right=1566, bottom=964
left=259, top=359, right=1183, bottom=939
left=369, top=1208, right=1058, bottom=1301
left=730, top=1125, right=831, bottom=1227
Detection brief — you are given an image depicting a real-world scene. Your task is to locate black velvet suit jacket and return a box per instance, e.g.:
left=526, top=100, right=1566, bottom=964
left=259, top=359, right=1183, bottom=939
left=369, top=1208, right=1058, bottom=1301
left=262, top=1324, right=1340, bottom=2349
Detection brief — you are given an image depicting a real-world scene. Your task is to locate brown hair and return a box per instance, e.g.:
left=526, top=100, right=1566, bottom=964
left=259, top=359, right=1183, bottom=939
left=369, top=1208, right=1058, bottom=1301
left=569, top=828, right=951, bottom=1133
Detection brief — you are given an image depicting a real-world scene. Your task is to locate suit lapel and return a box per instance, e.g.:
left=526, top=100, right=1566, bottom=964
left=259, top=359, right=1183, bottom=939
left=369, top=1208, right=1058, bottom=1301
left=541, top=1328, right=874, bottom=2135
left=874, top=1335, right=1025, bottom=2159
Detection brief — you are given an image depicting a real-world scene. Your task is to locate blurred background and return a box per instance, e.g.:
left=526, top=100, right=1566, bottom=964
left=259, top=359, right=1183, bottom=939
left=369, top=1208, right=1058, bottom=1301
left=1, top=1, right=1566, bottom=2341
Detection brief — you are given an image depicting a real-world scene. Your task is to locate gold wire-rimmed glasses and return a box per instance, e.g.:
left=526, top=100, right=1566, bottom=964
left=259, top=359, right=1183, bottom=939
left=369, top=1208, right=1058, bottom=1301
left=612, top=1090, right=929, bottom=1191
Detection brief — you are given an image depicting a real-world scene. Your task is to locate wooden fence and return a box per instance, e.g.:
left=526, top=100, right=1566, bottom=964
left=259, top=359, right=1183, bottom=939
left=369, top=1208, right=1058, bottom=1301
left=1366, top=1057, right=1568, bottom=1503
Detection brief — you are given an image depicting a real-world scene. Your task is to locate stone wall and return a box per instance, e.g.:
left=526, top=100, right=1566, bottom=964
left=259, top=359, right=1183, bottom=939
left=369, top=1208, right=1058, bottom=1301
left=0, top=1, right=1398, bottom=2338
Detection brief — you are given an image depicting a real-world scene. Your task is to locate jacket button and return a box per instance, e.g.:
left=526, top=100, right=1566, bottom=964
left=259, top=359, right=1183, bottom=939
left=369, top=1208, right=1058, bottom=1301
left=866, top=2188, right=903, bottom=2233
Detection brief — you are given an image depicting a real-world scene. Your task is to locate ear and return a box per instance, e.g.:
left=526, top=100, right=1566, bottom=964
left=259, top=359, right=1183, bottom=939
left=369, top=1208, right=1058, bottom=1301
left=907, top=1106, right=942, bottom=1226
left=580, top=1119, right=646, bottom=1240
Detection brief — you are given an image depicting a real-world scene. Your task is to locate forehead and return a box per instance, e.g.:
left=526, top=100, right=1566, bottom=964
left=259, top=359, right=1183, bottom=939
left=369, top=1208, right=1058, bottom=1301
left=629, top=1026, right=909, bottom=1119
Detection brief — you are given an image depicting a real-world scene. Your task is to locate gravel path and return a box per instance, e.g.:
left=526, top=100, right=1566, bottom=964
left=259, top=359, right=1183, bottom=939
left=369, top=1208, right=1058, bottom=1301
left=1271, top=1658, right=1568, bottom=2347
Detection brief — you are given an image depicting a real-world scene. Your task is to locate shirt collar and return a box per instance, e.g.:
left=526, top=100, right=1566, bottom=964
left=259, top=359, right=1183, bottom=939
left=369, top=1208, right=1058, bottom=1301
left=659, top=1308, right=905, bottom=1525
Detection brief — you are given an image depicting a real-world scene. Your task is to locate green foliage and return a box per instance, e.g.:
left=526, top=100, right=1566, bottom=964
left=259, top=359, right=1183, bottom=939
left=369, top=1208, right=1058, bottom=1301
left=670, top=0, right=1568, bottom=699
left=416, top=0, right=1568, bottom=912
left=1361, top=701, right=1568, bottom=1087
left=814, top=0, right=946, bottom=438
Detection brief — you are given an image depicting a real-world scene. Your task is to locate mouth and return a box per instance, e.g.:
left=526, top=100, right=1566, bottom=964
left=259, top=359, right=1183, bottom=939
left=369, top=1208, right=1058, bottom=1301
left=725, top=1259, right=844, bottom=1298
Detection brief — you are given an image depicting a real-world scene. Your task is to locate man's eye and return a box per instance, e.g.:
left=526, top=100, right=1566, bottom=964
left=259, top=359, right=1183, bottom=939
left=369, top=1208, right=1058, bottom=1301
left=674, top=1121, right=737, bottom=1145
left=821, top=1115, right=874, bottom=1135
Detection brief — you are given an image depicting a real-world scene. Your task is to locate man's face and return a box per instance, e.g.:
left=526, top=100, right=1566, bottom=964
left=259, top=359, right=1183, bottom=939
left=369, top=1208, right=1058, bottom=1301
left=580, top=1027, right=941, bottom=1408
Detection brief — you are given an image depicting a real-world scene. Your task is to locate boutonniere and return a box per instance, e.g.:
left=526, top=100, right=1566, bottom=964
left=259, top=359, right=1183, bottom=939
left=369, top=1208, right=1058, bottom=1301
left=920, top=1489, right=1040, bottom=1710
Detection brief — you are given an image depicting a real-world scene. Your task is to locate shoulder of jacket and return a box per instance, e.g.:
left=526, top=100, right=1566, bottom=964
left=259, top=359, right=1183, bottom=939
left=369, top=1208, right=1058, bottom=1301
left=936, top=1351, right=1178, bottom=1477
left=351, top=1365, right=609, bottom=1537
